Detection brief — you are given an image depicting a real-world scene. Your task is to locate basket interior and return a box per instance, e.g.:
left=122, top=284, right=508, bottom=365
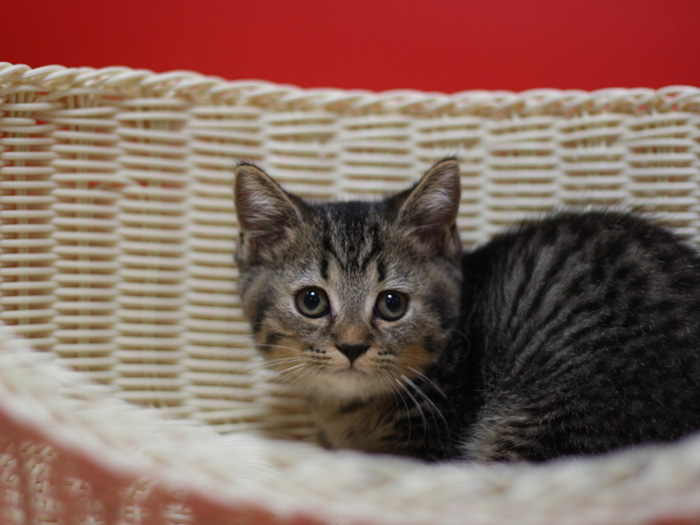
left=1, top=66, right=700, bottom=446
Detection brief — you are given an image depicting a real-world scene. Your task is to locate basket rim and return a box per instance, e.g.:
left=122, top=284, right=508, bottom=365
left=2, top=62, right=699, bottom=116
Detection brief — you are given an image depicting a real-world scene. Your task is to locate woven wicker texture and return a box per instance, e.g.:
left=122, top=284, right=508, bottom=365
left=1, top=62, right=700, bottom=524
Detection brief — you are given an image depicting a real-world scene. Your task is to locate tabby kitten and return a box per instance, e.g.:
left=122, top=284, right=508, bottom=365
left=234, top=158, right=700, bottom=462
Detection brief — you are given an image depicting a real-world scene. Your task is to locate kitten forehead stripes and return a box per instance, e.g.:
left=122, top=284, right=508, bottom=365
left=315, top=201, right=386, bottom=274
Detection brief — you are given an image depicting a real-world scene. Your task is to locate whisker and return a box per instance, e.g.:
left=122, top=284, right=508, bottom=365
left=266, top=363, right=307, bottom=382
left=395, top=376, right=428, bottom=440
left=277, top=362, right=316, bottom=384
left=263, top=355, right=307, bottom=367
left=257, top=343, right=308, bottom=353
left=230, top=354, right=305, bottom=373
left=400, top=373, right=451, bottom=442
left=378, top=369, right=402, bottom=410
left=402, top=364, right=449, bottom=401
left=379, top=370, right=412, bottom=440
left=394, top=362, right=453, bottom=436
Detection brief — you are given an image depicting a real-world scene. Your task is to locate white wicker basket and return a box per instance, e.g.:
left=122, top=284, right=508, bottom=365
left=1, top=62, right=700, bottom=524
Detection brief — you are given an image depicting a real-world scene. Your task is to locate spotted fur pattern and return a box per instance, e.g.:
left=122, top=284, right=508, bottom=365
left=234, top=159, right=700, bottom=462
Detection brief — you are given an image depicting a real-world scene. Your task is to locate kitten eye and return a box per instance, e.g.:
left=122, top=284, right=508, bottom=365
left=295, top=287, right=330, bottom=318
left=375, top=291, right=408, bottom=321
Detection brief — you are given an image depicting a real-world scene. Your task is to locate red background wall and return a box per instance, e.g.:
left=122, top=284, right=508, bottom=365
left=4, top=0, right=700, bottom=92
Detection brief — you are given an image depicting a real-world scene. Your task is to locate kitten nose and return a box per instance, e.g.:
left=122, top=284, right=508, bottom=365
left=336, top=342, right=370, bottom=364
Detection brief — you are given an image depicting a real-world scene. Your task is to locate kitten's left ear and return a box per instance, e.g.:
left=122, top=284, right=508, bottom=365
left=396, top=158, right=462, bottom=254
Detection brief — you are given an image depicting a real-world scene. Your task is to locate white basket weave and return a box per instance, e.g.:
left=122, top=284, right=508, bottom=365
left=1, top=62, right=700, bottom=524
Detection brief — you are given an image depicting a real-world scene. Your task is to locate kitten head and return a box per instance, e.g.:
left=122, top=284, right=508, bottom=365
left=234, top=159, right=462, bottom=402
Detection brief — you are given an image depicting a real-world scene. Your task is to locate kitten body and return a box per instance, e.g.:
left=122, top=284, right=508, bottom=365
left=234, top=159, right=700, bottom=461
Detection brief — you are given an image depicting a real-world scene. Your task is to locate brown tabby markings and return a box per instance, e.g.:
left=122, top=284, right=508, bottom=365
left=234, top=159, right=700, bottom=462
left=234, top=160, right=461, bottom=455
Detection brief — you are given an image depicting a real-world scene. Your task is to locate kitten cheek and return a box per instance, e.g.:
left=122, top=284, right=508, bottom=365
left=255, top=331, right=303, bottom=363
left=400, top=344, right=441, bottom=376
left=259, top=344, right=296, bottom=365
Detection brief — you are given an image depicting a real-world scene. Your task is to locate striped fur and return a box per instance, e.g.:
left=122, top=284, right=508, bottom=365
left=234, top=159, right=700, bottom=462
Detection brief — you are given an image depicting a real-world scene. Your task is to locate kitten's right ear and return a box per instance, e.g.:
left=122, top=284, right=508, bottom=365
left=234, top=163, right=303, bottom=257
left=395, top=158, right=462, bottom=256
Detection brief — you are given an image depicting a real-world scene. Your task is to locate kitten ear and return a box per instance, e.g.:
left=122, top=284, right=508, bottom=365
left=396, top=158, right=462, bottom=254
left=234, top=163, right=303, bottom=256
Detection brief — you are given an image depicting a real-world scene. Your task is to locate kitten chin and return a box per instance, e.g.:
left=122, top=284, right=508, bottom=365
left=299, top=367, right=389, bottom=402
